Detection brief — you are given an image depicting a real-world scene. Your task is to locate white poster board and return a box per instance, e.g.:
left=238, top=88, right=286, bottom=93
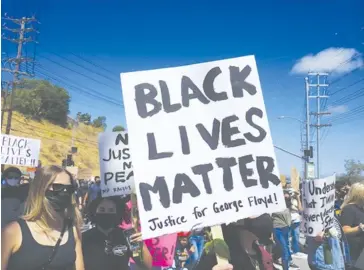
left=98, top=132, right=134, bottom=197
left=1, top=134, right=41, bottom=167
left=121, top=55, right=286, bottom=239
left=302, top=175, right=336, bottom=236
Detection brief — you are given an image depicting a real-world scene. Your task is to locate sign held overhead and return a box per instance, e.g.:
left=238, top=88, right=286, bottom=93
left=1, top=134, right=41, bottom=167
left=121, top=55, right=286, bottom=239
left=98, top=132, right=134, bottom=197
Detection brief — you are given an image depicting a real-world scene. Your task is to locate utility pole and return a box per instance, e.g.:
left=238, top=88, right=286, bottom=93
left=1, top=81, right=11, bottom=126
left=308, top=73, right=331, bottom=178
left=1, top=15, right=38, bottom=134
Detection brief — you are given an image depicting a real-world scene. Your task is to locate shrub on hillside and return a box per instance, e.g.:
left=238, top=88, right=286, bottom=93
left=14, top=79, right=70, bottom=127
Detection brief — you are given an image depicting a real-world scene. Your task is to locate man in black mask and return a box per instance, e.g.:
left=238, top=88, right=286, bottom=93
left=1, top=167, right=29, bottom=228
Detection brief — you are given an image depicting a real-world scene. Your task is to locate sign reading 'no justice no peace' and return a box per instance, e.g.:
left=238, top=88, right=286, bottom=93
left=121, top=55, right=286, bottom=240
left=98, top=132, right=135, bottom=197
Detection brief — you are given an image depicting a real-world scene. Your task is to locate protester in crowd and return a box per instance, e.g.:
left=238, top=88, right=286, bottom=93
left=306, top=216, right=347, bottom=270
left=272, top=192, right=299, bottom=270
left=82, top=195, right=152, bottom=270
left=189, top=228, right=206, bottom=266
left=84, top=176, right=101, bottom=207
left=239, top=214, right=275, bottom=269
left=340, top=182, right=364, bottom=268
left=1, top=167, right=30, bottom=228
left=1, top=165, right=84, bottom=270
left=287, top=188, right=303, bottom=256
left=175, top=234, right=196, bottom=269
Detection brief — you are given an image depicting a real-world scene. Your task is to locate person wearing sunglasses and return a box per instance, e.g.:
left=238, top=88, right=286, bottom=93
left=1, top=165, right=85, bottom=270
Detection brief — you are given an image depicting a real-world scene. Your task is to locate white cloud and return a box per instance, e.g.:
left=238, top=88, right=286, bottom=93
left=327, top=105, right=348, bottom=114
left=291, top=47, right=363, bottom=75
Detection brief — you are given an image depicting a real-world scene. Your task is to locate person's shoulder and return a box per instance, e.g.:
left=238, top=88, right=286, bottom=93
left=2, top=220, right=21, bottom=238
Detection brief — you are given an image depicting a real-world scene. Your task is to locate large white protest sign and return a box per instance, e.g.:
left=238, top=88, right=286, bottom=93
left=98, top=132, right=134, bottom=197
left=1, top=134, right=40, bottom=167
left=302, top=175, right=336, bottom=237
left=121, top=55, right=286, bottom=239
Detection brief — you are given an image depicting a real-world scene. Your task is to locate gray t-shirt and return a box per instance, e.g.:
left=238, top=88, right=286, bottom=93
left=272, top=209, right=292, bottom=228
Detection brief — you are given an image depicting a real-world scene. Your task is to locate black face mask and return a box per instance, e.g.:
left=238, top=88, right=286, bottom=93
left=94, top=213, right=119, bottom=231
left=45, top=190, right=72, bottom=212
left=96, top=181, right=101, bottom=186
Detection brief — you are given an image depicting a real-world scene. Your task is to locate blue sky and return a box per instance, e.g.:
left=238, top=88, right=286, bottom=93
left=2, top=0, right=364, bottom=177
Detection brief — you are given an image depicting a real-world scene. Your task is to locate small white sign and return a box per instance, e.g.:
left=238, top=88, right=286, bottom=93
left=121, top=55, right=286, bottom=239
left=98, top=132, right=134, bottom=197
left=1, top=134, right=41, bottom=167
left=302, top=175, right=336, bottom=236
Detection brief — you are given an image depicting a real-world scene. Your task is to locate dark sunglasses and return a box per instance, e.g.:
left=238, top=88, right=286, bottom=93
left=50, top=184, right=76, bottom=194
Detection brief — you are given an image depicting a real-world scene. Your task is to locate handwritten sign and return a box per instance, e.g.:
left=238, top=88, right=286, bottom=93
left=1, top=134, right=40, bottom=167
left=120, top=55, right=286, bottom=239
left=145, top=234, right=177, bottom=267
left=98, top=132, right=134, bottom=197
left=302, top=175, right=336, bottom=236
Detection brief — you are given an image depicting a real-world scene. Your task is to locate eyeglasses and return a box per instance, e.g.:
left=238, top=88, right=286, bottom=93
left=50, top=184, right=75, bottom=194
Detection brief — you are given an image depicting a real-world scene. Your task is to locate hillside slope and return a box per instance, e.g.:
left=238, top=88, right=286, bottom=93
left=2, top=112, right=102, bottom=176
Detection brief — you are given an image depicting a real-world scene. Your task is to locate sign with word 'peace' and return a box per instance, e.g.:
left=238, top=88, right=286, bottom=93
left=1, top=134, right=41, bottom=167
left=120, top=55, right=286, bottom=239
left=98, top=132, right=134, bottom=197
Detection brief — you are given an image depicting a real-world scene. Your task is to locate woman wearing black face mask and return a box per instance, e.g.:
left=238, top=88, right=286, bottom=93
left=1, top=165, right=84, bottom=270
left=82, top=196, right=152, bottom=270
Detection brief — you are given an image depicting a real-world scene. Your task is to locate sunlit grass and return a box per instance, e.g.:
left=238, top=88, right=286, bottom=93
left=2, top=112, right=102, bottom=176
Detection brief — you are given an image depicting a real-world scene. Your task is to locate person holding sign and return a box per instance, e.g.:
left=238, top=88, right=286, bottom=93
left=340, top=183, right=364, bottom=269
left=306, top=216, right=346, bottom=270
left=82, top=196, right=152, bottom=270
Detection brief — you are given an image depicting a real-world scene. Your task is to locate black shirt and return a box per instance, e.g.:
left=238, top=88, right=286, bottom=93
left=340, top=204, right=364, bottom=260
left=7, top=219, right=76, bottom=270
left=82, top=227, right=131, bottom=270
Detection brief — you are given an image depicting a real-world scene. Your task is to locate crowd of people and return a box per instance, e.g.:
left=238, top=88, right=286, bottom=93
left=1, top=165, right=364, bottom=270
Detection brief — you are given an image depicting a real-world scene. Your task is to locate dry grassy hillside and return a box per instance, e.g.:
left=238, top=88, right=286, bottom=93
left=2, top=112, right=102, bottom=176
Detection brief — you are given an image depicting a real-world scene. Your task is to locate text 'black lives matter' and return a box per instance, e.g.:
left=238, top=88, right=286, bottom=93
left=135, top=64, right=280, bottom=212
left=102, top=133, right=133, bottom=186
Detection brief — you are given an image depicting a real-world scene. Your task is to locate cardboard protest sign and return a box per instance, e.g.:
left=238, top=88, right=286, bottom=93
left=291, top=167, right=300, bottom=192
left=66, top=166, right=79, bottom=179
left=98, top=132, right=134, bottom=197
left=145, top=234, right=177, bottom=267
left=120, top=55, right=286, bottom=239
left=1, top=134, right=41, bottom=167
left=280, top=174, right=287, bottom=187
left=302, top=175, right=336, bottom=236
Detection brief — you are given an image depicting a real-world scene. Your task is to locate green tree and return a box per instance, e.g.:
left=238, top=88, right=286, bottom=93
left=112, top=125, right=125, bottom=132
left=92, top=116, right=107, bottom=130
left=77, top=112, right=92, bottom=125
left=14, top=79, right=70, bottom=127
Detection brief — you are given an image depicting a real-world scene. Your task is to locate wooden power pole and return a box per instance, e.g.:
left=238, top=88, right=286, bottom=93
left=1, top=15, right=38, bottom=134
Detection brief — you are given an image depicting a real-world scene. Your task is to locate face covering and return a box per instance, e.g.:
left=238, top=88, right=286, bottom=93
left=94, top=213, right=119, bottom=231
left=96, top=181, right=101, bottom=186
left=45, top=190, right=72, bottom=212
left=7, top=178, right=20, bottom=186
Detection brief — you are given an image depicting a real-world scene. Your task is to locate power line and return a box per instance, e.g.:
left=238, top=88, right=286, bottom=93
left=330, top=78, right=364, bottom=96
left=44, top=51, right=119, bottom=85
left=37, top=54, right=119, bottom=92
left=330, top=87, right=364, bottom=106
